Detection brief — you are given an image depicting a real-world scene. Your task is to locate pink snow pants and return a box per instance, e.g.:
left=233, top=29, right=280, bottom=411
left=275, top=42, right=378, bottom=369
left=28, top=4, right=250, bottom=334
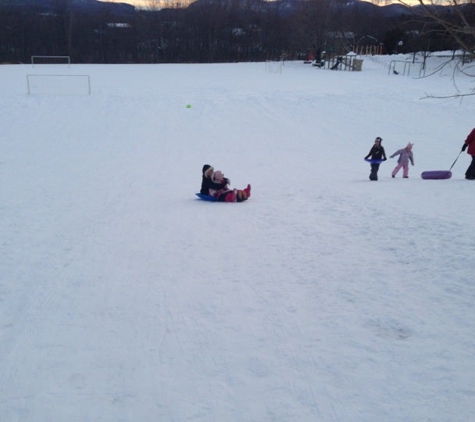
left=392, top=163, right=409, bottom=178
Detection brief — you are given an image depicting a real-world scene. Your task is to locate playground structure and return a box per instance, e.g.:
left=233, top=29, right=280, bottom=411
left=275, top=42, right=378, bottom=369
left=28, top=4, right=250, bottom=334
left=388, top=60, right=426, bottom=77
left=311, top=53, right=364, bottom=71
left=354, top=44, right=384, bottom=56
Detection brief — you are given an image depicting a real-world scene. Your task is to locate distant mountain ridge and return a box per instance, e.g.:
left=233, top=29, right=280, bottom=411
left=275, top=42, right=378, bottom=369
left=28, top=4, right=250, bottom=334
left=0, top=0, right=456, bottom=18
left=185, top=0, right=410, bottom=16
left=0, top=0, right=136, bottom=15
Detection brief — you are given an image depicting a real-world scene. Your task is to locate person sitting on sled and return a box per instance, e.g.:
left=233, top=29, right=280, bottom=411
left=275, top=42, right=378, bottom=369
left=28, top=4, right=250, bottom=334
left=208, top=170, right=230, bottom=197
left=461, top=127, right=475, bottom=180
left=364, top=136, right=387, bottom=181
left=200, top=164, right=251, bottom=202
left=390, top=143, right=414, bottom=178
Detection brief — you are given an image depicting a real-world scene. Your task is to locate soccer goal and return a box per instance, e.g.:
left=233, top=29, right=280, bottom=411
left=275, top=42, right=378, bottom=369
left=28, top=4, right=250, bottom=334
left=265, top=60, right=283, bottom=74
left=27, top=74, right=91, bottom=96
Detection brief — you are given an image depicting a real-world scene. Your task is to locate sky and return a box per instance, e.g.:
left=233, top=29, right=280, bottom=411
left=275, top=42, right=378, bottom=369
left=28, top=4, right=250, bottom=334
left=104, top=0, right=194, bottom=9
left=1, top=53, right=474, bottom=421
left=103, top=0, right=423, bottom=9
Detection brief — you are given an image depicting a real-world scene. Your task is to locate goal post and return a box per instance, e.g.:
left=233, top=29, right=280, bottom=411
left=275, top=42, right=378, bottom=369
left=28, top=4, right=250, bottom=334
left=31, top=55, right=71, bottom=67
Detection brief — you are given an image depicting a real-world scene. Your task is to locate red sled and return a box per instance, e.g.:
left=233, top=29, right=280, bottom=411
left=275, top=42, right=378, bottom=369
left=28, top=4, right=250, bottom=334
left=421, top=170, right=452, bottom=180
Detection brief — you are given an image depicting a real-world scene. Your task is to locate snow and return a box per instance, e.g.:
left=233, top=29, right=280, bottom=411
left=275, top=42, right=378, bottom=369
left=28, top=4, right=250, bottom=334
left=1, top=54, right=474, bottom=421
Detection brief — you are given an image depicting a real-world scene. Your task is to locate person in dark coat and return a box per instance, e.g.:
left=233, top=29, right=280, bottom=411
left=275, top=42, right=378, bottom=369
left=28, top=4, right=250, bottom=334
left=462, top=128, right=475, bottom=180
left=364, top=136, right=387, bottom=181
left=200, top=165, right=229, bottom=196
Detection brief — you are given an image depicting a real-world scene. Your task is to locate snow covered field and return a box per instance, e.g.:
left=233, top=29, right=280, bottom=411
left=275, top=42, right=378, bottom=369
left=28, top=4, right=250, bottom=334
left=1, top=54, right=474, bottom=421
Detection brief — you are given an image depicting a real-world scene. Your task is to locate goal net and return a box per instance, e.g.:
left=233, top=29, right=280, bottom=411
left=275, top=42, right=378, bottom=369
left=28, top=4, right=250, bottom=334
left=265, top=60, right=283, bottom=74
left=27, top=74, right=91, bottom=96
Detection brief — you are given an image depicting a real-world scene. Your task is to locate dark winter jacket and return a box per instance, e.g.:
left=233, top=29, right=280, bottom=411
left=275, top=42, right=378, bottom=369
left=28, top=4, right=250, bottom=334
left=365, top=145, right=387, bottom=160
left=464, top=128, right=475, bottom=156
left=200, top=176, right=229, bottom=195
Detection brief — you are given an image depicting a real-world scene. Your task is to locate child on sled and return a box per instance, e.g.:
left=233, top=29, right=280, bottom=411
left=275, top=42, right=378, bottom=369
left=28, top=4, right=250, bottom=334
left=200, top=164, right=251, bottom=202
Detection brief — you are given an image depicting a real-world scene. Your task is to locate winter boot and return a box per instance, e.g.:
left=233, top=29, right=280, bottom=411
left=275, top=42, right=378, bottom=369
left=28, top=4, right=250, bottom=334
left=243, top=184, right=251, bottom=198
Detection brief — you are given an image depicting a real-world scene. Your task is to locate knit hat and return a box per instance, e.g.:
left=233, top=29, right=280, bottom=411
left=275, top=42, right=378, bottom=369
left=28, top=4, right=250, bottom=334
left=202, top=164, right=214, bottom=178
left=212, top=170, right=223, bottom=182
left=406, top=143, right=413, bottom=149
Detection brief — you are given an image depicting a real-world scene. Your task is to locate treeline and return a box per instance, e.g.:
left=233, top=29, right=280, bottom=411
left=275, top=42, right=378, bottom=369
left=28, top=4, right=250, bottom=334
left=0, top=0, right=467, bottom=64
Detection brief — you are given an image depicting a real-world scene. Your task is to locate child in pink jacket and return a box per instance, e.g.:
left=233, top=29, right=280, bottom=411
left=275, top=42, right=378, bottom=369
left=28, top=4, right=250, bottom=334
left=390, top=143, right=414, bottom=178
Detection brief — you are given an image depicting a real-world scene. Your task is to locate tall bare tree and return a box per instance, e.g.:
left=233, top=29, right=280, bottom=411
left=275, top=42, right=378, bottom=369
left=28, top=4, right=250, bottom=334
left=395, top=0, right=475, bottom=58
left=384, top=0, right=475, bottom=98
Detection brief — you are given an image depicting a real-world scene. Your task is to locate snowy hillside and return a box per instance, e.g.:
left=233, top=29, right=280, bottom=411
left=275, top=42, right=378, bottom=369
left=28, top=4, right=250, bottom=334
left=1, top=53, right=474, bottom=421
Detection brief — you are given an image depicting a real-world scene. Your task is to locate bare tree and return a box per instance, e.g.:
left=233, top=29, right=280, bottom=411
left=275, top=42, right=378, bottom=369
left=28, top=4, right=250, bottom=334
left=394, top=0, right=475, bottom=58
left=384, top=0, right=475, bottom=98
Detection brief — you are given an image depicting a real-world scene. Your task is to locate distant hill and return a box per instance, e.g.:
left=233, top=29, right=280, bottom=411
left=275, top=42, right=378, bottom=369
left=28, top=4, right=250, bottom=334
left=0, top=0, right=136, bottom=15
left=0, top=0, right=459, bottom=18
left=184, top=0, right=418, bottom=18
